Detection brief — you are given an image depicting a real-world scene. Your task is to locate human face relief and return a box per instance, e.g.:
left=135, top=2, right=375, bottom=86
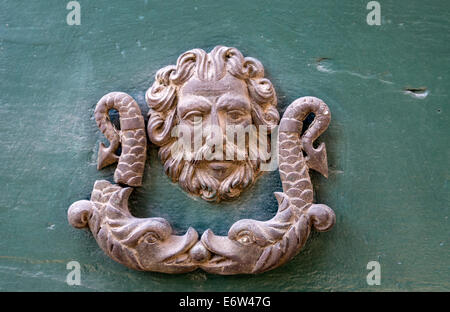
left=177, top=74, right=253, bottom=180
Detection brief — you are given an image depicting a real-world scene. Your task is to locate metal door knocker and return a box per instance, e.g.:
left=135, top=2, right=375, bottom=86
left=68, top=46, right=335, bottom=274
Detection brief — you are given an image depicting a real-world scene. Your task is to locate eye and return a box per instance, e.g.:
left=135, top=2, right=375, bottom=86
left=139, top=232, right=160, bottom=245
left=236, top=230, right=255, bottom=245
left=227, top=110, right=245, bottom=122
left=183, top=111, right=203, bottom=123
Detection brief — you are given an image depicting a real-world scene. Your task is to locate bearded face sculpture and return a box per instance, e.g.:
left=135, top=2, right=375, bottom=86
left=69, top=45, right=335, bottom=274
left=146, top=46, right=280, bottom=202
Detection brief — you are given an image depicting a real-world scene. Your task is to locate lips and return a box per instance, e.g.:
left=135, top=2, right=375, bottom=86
left=208, top=161, right=231, bottom=170
left=206, top=161, right=233, bottom=179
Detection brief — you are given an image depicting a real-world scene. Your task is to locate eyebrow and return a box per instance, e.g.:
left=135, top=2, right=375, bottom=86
left=216, top=95, right=251, bottom=111
left=177, top=96, right=212, bottom=117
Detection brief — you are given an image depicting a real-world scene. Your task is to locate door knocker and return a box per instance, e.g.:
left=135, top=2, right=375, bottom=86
left=68, top=46, right=335, bottom=274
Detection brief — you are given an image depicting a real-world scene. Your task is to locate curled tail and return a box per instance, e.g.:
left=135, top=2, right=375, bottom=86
left=278, top=96, right=331, bottom=215
left=94, top=92, right=147, bottom=187
left=280, top=96, right=331, bottom=178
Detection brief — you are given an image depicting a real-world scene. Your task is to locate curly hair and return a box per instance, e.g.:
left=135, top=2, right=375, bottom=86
left=145, top=46, right=280, bottom=201
left=146, top=46, right=279, bottom=145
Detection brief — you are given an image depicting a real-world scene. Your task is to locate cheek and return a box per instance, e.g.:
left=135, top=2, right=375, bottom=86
left=174, top=120, right=194, bottom=145
left=241, top=114, right=253, bottom=126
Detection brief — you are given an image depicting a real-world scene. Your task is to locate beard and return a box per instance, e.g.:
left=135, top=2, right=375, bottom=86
left=180, top=159, right=256, bottom=201
left=157, top=136, right=265, bottom=202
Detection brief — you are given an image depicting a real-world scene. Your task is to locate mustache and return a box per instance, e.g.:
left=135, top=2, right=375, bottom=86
left=159, top=135, right=262, bottom=202
left=181, top=158, right=255, bottom=202
left=170, top=132, right=262, bottom=163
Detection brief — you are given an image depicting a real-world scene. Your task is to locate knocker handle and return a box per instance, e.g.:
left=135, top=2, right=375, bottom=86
left=69, top=95, right=335, bottom=274
left=69, top=46, right=335, bottom=275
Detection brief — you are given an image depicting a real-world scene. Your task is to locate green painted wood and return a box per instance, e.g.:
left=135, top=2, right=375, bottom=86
left=0, top=0, right=448, bottom=291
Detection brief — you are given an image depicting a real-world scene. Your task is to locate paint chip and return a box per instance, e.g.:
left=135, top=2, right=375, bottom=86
left=403, top=87, right=429, bottom=99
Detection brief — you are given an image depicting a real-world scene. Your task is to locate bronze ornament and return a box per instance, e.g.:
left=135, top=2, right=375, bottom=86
left=68, top=46, right=335, bottom=275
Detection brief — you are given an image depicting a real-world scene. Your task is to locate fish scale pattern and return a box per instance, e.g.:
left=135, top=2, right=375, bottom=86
left=68, top=94, right=336, bottom=274
left=278, top=96, right=331, bottom=213
left=94, top=92, right=147, bottom=187
left=278, top=131, right=313, bottom=213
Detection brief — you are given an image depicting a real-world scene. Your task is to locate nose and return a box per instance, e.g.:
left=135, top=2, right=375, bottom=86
left=209, top=107, right=220, bottom=128
left=206, top=107, right=223, bottom=141
left=203, top=108, right=224, bottom=158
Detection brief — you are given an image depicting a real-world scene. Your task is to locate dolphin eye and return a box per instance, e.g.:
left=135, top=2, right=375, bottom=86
left=236, top=231, right=255, bottom=245
left=139, top=232, right=160, bottom=245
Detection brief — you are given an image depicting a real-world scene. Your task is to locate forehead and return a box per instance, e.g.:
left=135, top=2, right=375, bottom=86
left=179, top=74, right=248, bottom=98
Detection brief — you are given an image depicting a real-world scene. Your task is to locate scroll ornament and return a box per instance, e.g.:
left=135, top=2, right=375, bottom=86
left=68, top=46, right=335, bottom=274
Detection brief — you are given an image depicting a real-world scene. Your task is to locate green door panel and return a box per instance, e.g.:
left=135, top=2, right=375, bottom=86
left=0, top=0, right=448, bottom=291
